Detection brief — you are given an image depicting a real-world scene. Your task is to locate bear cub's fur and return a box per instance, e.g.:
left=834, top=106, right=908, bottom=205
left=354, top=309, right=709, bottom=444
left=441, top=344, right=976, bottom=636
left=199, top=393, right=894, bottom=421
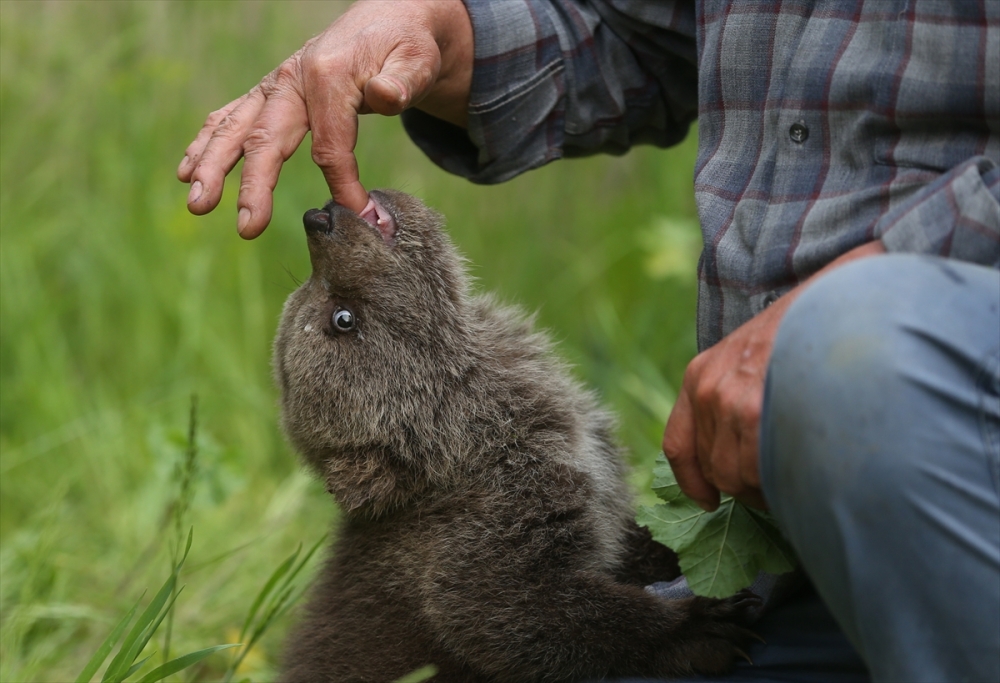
left=273, top=190, right=756, bottom=682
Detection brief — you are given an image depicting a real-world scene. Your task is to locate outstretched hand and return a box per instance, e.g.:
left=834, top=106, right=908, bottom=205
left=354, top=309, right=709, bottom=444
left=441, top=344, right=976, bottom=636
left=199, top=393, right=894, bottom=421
left=177, top=0, right=472, bottom=238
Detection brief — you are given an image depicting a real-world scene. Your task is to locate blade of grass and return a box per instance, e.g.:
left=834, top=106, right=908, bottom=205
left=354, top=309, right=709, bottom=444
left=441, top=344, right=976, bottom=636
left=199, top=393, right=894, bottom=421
left=268, top=579, right=313, bottom=626
left=262, top=535, right=326, bottom=629
left=394, top=665, right=439, bottom=683
left=164, top=397, right=199, bottom=665
left=235, top=544, right=300, bottom=644
left=122, top=654, right=154, bottom=680
left=225, top=584, right=295, bottom=680
left=135, top=644, right=240, bottom=683
left=177, top=527, right=193, bottom=571
left=74, top=595, right=143, bottom=683
left=273, top=534, right=325, bottom=599
left=115, top=585, right=187, bottom=683
left=248, top=584, right=296, bottom=646
left=103, top=531, right=192, bottom=683
left=133, top=587, right=185, bottom=666
left=101, top=574, right=177, bottom=683
left=223, top=536, right=324, bottom=683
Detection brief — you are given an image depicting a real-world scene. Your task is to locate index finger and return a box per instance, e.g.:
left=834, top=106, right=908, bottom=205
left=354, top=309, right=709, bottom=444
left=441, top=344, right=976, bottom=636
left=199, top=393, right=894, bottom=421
left=663, top=388, right=721, bottom=511
left=304, top=71, right=369, bottom=212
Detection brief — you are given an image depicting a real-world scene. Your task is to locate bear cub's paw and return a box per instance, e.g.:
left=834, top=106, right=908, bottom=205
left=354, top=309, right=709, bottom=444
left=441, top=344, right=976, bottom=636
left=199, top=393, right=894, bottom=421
left=667, top=590, right=763, bottom=675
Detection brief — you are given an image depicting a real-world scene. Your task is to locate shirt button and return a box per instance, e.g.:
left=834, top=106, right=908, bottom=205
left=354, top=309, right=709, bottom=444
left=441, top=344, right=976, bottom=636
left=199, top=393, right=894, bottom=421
left=789, top=121, right=809, bottom=143
left=762, top=291, right=779, bottom=308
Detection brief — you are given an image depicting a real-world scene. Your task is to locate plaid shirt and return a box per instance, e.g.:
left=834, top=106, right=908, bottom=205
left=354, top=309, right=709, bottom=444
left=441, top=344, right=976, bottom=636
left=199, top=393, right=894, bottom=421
left=402, top=0, right=1000, bottom=350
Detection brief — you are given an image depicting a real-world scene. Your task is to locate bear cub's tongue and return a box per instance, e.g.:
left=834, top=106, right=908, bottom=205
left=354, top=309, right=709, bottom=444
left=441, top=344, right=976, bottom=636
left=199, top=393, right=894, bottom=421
left=359, top=197, right=397, bottom=244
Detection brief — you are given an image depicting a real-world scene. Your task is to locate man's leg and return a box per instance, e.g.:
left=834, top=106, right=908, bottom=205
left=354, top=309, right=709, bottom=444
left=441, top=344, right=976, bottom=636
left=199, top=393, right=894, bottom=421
left=760, top=254, right=1000, bottom=682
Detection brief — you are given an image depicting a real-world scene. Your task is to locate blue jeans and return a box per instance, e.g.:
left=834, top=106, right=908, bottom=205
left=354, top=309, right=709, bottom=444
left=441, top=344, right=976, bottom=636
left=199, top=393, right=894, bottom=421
left=626, top=255, right=1000, bottom=682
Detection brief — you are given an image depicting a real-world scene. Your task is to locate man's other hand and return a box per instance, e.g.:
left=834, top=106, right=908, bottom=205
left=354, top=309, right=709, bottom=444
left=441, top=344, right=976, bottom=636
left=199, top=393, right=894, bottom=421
left=663, top=240, right=887, bottom=511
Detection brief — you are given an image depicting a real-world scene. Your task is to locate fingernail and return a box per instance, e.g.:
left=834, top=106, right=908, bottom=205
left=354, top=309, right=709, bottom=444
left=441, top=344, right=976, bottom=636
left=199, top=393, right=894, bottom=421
left=385, top=79, right=404, bottom=103
left=179, top=155, right=190, bottom=170
left=187, top=180, right=203, bottom=204
left=374, top=74, right=405, bottom=104
left=237, top=207, right=251, bottom=235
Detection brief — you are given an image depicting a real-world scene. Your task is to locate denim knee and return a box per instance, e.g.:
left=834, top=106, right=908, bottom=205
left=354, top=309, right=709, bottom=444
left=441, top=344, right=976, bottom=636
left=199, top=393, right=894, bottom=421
left=761, top=257, right=913, bottom=517
left=758, top=255, right=1000, bottom=681
left=762, top=254, right=999, bottom=516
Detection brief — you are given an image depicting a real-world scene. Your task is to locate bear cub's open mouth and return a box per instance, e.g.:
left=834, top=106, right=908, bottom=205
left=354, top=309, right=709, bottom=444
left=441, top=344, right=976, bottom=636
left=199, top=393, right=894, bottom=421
left=302, top=194, right=398, bottom=245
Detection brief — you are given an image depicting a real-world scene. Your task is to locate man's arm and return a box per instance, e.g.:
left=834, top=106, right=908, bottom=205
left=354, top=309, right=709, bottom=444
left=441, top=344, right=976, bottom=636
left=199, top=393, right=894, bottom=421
left=402, top=0, right=699, bottom=184
left=663, top=239, right=888, bottom=512
left=178, top=0, right=701, bottom=237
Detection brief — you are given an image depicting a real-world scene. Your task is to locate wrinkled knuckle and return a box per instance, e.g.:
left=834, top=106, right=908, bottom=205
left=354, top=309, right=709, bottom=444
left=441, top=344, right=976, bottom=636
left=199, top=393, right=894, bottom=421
left=204, top=107, right=230, bottom=128
left=688, top=351, right=709, bottom=373
left=682, top=360, right=706, bottom=390
left=212, top=112, right=244, bottom=139
left=190, top=161, right=214, bottom=183
left=717, top=392, right=740, bottom=419
left=693, top=382, right=716, bottom=410
left=662, top=443, right=681, bottom=463
left=299, top=49, right=338, bottom=83
left=310, top=145, right=343, bottom=170
left=298, top=48, right=318, bottom=74
left=274, top=57, right=302, bottom=85
left=237, top=176, right=262, bottom=202
left=243, top=126, right=277, bottom=154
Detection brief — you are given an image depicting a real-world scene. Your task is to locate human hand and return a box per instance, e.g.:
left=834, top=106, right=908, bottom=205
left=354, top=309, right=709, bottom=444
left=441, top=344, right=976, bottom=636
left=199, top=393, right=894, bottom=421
left=177, top=0, right=473, bottom=238
left=662, top=241, right=887, bottom=511
left=661, top=296, right=794, bottom=512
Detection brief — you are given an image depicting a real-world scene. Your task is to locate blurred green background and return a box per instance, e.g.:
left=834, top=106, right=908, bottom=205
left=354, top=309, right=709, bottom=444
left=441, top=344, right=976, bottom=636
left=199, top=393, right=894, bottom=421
left=0, top=1, right=702, bottom=680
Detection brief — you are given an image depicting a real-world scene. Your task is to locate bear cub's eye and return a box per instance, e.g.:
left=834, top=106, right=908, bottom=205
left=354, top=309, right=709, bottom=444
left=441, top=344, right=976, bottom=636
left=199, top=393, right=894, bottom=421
left=332, top=307, right=356, bottom=333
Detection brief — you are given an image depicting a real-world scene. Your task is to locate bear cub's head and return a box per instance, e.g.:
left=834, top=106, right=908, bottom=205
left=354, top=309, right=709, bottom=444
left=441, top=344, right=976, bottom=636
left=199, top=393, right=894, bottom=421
left=273, top=190, right=472, bottom=485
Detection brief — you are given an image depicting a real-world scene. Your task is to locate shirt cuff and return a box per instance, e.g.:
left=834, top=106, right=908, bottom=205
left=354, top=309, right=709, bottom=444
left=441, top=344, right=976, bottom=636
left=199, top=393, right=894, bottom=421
left=402, top=0, right=565, bottom=184
left=402, top=0, right=697, bottom=185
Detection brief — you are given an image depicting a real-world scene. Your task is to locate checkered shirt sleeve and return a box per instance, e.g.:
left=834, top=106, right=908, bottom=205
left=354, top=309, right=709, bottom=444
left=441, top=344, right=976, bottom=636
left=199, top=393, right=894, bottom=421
left=402, top=0, right=699, bottom=183
left=401, top=0, right=999, bottom=349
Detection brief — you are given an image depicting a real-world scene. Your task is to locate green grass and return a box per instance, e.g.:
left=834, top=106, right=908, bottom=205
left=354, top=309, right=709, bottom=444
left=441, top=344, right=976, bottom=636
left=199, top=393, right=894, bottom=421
left=0, top=2, right=702, bottom=680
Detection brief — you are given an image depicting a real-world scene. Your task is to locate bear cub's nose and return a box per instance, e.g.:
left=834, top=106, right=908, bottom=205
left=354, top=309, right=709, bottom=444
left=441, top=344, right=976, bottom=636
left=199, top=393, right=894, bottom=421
left=303, top=208, right=331, bottom=234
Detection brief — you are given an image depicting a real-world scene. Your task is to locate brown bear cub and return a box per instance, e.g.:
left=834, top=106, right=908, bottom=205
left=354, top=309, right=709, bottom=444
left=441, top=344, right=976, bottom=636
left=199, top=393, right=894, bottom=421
left=273, top=190, right=758, bottom=683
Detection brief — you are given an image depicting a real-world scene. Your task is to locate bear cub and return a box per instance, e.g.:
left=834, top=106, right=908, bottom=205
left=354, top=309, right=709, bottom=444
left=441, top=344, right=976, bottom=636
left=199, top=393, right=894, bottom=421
left=273, top=190, right=757, bottom=682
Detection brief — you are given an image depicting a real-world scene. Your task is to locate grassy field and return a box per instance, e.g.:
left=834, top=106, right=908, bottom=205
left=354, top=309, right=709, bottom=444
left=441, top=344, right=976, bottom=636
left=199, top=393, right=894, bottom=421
left=0, top=2, right=702, bottom=680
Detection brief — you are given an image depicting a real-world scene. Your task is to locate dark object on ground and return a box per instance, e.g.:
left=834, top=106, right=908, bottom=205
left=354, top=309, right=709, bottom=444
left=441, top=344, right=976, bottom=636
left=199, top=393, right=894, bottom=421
left=272, top=190, right=759, bottom=682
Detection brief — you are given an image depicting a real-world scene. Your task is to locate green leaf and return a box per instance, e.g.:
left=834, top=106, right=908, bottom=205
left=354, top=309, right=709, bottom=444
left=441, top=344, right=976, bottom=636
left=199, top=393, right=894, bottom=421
left=75, top=595, right=143, bottom=683
left=393, top=665, right=439, bottom=683
left=135, top=644, right=240, bottom=683
left=636, top=453, right=797, bottom=598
